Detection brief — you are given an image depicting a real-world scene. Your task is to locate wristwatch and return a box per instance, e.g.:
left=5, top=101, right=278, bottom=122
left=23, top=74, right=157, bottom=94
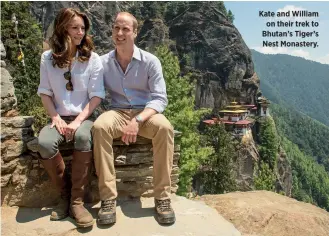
left=135, top=115, right=143, bottom=124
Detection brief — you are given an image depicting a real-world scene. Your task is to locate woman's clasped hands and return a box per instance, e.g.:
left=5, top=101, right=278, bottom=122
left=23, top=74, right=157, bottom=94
left=51, top=115, right=81, bottom=142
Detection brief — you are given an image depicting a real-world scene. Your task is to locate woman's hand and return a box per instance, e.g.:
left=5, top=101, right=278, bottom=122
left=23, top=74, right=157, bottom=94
left=51, top=115, right=67, bottom=135
left=65, top=120, right=81, bottom=142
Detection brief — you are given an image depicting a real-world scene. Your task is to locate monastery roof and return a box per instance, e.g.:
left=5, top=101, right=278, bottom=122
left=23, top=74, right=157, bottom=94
left=235, top=120, right=252, bottom=125
left=225, top=105, right=243, bottom=109
left=221, top=121, right=235, bottom=124
left=241, top=104, right=256, bottom=108
left=219, top=109, right=248, bottom=113
left=203, top=120, right=216, bottom=125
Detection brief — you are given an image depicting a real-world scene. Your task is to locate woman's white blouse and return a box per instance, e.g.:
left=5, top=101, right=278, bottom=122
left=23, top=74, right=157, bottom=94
left=38, top=50, right=105, bottom=116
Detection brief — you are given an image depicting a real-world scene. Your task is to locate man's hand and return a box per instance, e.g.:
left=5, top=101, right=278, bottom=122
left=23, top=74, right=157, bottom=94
left=121, top=118, right=139, bottom=145
left=65, top=120, right=81, bottom=142
left=51, top=115, right=67, bottom=135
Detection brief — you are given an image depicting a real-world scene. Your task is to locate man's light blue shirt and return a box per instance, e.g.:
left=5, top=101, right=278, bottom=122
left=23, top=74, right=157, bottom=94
left=100, top=45, right=168, bottom=113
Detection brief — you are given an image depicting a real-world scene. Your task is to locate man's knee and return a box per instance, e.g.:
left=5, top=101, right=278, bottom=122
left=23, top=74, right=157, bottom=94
left=92, top=111, right=116, bottom=133
left=92, top=117, right=106, bottom=132
left=155, top=115, right=174, bottom=135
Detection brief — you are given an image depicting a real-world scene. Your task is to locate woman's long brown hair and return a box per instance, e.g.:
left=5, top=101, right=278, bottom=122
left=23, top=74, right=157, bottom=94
left=49, top=8, right=94, bottom=68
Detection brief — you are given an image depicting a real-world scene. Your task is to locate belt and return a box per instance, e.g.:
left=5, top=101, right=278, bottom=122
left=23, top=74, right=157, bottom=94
left=60, top=115, right=77, bottom=121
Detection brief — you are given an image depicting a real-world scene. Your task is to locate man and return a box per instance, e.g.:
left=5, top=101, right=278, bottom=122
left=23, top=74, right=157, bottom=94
left=92, top=12, right=175, bottom=225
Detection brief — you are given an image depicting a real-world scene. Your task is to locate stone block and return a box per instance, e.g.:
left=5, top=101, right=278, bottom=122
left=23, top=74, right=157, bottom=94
left=0, top=97, right=16, bottom=115
left=0, top=60, right=6, bottom=67
left=1, top=126, right=34, bottom=141
left=26, top=137, right=38, bottom=152
left=114, top=152, right=180, bottom=165
left=1, top=140, right=26, bottom=162
left=115, top=165, right=179, bottom=179
left=1, top=174, right=11, bottom=187
left=1, top=116, right=34, bottom=128
left=0, top=40, right=5, bottom=58
left=1, top=67, right=15, bottom=98
left=11, top=156, right=32, bottom=185
left=1, top=158, right=18, bottom=174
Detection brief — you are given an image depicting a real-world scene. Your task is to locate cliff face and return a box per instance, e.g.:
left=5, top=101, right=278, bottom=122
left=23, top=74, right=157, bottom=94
left=168, top=2, right=259, bottom=111
left=30, top=2, right=259, bottom=112
left=30, top=1, right=131, bottom=54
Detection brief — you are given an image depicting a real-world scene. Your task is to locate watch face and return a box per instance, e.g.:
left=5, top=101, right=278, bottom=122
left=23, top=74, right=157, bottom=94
left=136, top=115, right=142, bottom=123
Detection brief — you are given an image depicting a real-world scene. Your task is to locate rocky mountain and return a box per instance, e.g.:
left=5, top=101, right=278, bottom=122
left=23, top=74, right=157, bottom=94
left=30, top=1, right=259, bottom=112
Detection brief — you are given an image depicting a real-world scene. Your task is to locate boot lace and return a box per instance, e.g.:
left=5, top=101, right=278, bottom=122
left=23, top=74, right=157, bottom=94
left=156, top=199, right=172, bottom=212
left=101, top=199, right=116, bottom=212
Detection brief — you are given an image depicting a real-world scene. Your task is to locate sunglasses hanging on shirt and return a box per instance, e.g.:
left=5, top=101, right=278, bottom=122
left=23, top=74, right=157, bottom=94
left=63, top=62, right=73, bottom=91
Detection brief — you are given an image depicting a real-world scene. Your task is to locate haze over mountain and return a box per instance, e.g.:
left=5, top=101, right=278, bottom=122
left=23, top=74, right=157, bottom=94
left=251, top=49, right=329, bottom=127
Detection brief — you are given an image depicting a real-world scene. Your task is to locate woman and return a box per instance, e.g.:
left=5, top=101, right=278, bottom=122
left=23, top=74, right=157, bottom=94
left=37, top=8, right=104, bottom=228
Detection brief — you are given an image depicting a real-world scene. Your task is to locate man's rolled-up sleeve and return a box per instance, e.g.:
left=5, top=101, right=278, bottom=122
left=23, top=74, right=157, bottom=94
left=145, top=57, right=168, bottom=113
left=37, top=52, right=53, bottom=97
left=88, top=54, right=105, bottom=100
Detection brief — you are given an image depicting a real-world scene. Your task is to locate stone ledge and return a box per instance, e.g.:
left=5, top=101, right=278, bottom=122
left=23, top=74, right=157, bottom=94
left=2, top=129, right=182, bottom=207
left=1, top=116, right=34, bottom=128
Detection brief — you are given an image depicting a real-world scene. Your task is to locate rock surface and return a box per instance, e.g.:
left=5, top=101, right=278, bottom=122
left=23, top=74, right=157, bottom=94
left=235, top=137, right=259, bottom=191
left=1, top=40, right=6, bottom=67
left=1, top=195, right=241, bottom=236
left=29, top=2, right=259, bottom=112
left=0, top=54, right=17, bottom=115
left=168, top=2, right=259, bottom=110
left=198, top=191, right=329, bottom=236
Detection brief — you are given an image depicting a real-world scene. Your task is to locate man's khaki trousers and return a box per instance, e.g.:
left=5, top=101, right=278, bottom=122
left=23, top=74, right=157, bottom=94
left=92, top=109, right=174, bottom=201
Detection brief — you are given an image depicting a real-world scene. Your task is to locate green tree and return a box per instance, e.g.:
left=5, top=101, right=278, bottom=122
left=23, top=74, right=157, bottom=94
left=200, top=123, right=237, bottom=194
left=258, top=116, right=279, bottom=170
left=1, top=1, right=46, bottom=133
left=254, top=161, right=276, bottom=191
left=154, top=45, right=213, bottom=195
left=282, top=137, right=329, bottom=211
left=227, top=10, right=235, bottom=23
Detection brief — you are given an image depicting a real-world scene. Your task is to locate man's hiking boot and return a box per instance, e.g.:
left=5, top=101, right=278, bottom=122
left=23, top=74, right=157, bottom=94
left=98, top=199, right=116, bottom=224
left=155, top=198, right=176, bottom=224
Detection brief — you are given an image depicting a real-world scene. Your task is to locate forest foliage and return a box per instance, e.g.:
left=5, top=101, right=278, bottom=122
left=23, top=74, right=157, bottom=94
left=270, top=103, right=329, bottom=171
left=254, top=117, right=279, bottom=191
left=281, top=137, right=329, bottom=211
left=251, top=49, right=329, bottom=127
left=1, top=1, right=47, bottom=132
left=154, top=46, right=213, bottom=195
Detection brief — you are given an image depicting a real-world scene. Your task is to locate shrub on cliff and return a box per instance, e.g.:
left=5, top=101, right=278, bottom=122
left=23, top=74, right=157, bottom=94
left=154, top=45, right=213, bottom=195
left=199, top=123, right=237, bottom=194
left=258, top=116, right=279, bottom=170
left=254, top=116, right=279, bottom=191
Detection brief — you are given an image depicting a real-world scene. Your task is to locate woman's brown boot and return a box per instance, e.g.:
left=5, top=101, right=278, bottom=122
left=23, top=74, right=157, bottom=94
left=69, top=150, right=95, bottom=228
left=40, top=152, right=70, bottom=220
